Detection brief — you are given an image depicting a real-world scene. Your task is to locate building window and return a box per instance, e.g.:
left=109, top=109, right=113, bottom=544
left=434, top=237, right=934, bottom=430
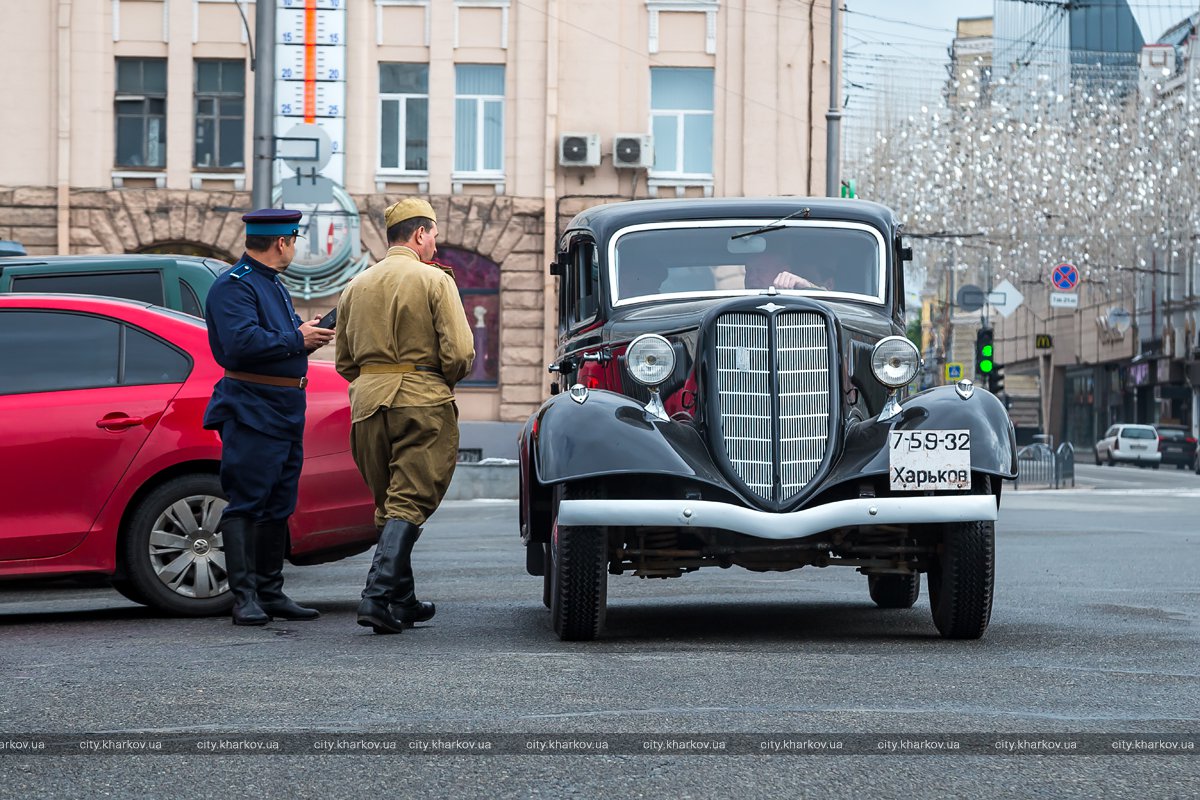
left=194, top=60, right=245, bottom=169
left=650, top=67, right=713, bottom=177
left=379, top=63, right=429, bottom=172
left=436, top=246, right=499, bottom=386
left=454, top=64, right=505, bottom=175
left=115, top=58, right=167, bottom=168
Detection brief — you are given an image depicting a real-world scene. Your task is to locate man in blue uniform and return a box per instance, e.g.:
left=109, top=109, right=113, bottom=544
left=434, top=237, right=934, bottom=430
left=203, top=209, right=335, bottom=625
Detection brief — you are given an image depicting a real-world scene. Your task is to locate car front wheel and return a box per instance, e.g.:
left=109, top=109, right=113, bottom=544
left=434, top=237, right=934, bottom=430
left=927, top=480, right=995, bottom=640
left=122, top=474, right=234, bottom=616
left=549, top=482, right=608, bottom=641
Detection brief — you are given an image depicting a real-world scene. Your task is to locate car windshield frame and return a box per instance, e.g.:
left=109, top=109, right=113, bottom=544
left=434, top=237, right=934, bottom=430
left=606, top=219, right=888, bottom=308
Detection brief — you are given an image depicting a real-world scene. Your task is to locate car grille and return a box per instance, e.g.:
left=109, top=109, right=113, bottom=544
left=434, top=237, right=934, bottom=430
left=715, top=309, right=832, bottom=503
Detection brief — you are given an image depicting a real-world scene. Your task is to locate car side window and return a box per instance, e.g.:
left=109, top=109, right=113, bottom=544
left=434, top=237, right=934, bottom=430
left=123, top=325, right=191, bottom=385
left=10, top=271, right=165, bottom=305
left=179, top=279, right=204, bottom=318
left=572, top=243, right=599, bottom=325
left=0, top=311, right=120, bottom=394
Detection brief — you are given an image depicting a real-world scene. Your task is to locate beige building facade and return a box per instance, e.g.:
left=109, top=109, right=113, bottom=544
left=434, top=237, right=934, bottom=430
left=0, top=0, right=833, bottom=422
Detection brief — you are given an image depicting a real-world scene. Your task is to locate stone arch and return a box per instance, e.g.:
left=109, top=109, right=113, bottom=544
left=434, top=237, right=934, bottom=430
left=69, top=188, right=251, bottom=259
left=136, top=240, right=236, bottom=262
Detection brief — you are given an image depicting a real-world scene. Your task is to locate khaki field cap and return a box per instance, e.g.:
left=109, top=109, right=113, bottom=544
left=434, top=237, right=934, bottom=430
left=385, top=198, right=437, bottom=228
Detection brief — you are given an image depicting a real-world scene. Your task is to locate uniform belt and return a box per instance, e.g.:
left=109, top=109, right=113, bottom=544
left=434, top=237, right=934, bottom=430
left=225, top=370, right=308, bottom=389
left=359, top=364, right=443, bottom=376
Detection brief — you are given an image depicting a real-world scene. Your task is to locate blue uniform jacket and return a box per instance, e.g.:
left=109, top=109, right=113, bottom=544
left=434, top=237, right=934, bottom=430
left=203, top=254, right=308, bottom=441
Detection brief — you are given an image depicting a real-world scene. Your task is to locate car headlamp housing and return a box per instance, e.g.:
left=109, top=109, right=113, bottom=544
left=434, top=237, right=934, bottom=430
left=625, top=334, right=676, bottom=387
left=871, top=335, right=920, bottom=389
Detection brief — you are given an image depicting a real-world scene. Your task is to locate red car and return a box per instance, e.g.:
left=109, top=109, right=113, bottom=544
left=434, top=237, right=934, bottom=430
left=0, top=294, right=377, bottom=615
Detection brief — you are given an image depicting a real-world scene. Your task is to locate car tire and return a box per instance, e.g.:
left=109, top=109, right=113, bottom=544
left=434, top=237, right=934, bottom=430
left=122, top=473, right=234, bottom=617
left=549, top=482, right=608, bottom=641
left=927, top=479, right=995, bottom=640
left=1106, top=452, right=1115, bottom=466
left=110, top=577, right=150, bottom=606
left=868, top=573, right=920, bottom=609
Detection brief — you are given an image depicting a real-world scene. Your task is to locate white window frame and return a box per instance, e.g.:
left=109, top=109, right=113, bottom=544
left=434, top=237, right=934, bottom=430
left=377, top=82, right=430, bottom=178
left=649, top=67, right=714, bottom=183
left=452, top=71, right=505, bottom=182
left=375, top=0, right=430, bottom=47
left=454, top=0, right=510, bottom=50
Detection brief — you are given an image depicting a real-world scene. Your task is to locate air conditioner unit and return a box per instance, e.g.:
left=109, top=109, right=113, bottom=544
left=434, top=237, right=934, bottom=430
left=613, top=133, right=654, bottom=169
left=558, top=133, right=601, bottom=167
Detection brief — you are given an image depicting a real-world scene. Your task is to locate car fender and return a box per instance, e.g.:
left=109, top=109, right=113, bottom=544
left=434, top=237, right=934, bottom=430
left=826, top=384, right=1017, bottom=486
left=530, top=389, right=732, bottom=490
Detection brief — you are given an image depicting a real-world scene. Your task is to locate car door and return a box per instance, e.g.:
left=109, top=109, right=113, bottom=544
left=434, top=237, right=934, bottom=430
left=0, top=309, right=185, bottom=560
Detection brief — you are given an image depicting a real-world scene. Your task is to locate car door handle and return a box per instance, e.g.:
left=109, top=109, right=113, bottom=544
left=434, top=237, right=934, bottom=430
left=96, top=415, right=145, bottom=431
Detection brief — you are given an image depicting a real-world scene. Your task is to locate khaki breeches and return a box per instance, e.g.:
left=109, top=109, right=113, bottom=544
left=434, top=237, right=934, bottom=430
left=350, top=403, right=459, bottom=528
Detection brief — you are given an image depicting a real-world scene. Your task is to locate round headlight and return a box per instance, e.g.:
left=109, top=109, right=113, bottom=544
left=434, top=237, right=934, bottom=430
left=626, top=334, right=676, bottom=387
left=871, top=335, right=920, bottom=389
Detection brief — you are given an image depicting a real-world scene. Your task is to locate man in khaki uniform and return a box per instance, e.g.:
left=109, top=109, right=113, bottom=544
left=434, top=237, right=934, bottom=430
left=335, top=198, right=475, bottom=634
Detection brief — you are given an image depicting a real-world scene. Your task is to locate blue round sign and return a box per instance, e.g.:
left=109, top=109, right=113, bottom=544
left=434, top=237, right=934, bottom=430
left=1051, top=263, right=1080, bottom=291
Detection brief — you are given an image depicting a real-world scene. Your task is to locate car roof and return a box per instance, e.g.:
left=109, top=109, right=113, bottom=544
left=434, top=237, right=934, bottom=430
left=1117, top=424, right=1156, bottom=431
left=0, top=253, right=227, bottom=274
left=562, top=197, right=901, bottom=246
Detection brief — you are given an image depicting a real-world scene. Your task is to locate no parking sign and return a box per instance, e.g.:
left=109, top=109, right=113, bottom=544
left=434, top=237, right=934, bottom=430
left=1051, top=263, right=1080, bottom=291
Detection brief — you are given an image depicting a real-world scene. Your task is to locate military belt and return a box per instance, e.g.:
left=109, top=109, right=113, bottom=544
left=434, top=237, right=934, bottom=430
left=360, top=364, right=443, bottom=376
left=225, top=370, right=308, bottom=389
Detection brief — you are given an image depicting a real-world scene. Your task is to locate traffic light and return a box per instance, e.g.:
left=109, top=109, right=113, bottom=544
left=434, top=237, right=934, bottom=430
left=988, top=363, right=1005, bottom=395
left=974, top=327, right=995, bottom=379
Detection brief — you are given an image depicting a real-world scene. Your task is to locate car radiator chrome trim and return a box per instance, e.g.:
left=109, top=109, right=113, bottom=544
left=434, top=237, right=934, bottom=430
left=714, top=309, right=833, bottom=504
left=556, top=496, right=998, bottom=541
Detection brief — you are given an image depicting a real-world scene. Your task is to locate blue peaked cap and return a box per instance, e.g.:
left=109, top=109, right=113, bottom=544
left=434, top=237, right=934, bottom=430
left=243, top=208, right=303, bottom=237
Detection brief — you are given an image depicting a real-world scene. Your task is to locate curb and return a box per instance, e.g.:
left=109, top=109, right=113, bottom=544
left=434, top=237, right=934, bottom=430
left=446, top=461, right=519, bottom=500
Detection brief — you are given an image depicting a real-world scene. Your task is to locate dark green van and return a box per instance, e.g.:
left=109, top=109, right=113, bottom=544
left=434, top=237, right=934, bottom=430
left=0, top=254, right=228, bottom=318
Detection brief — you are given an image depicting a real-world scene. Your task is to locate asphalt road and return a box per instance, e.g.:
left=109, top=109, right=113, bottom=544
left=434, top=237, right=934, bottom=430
left=1, top=465, right=1197, bottom=798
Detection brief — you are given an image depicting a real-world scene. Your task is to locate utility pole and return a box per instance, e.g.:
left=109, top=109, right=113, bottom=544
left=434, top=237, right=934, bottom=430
left=251, top=0, right=276, bottom=209
left=824, top=0, right=841, bottom=197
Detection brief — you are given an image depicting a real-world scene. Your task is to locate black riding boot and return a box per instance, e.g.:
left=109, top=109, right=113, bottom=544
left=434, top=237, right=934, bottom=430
left=356, top=520, right=410, bottom=634
left=390, top=524, right=435, bottom=626
left=221, top=516, right=269, bottom=626
left=255, top=520, right=319, bottom=620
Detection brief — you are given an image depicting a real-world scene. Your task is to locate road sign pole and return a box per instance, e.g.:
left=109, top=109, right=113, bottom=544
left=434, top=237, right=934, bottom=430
left=251, top=0, right=276, bottom=210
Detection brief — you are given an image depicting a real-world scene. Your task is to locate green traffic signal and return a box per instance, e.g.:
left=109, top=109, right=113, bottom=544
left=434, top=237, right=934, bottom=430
left=981, top=344, right=993, bottom=357
left=980, top=359, right=993, bottom=373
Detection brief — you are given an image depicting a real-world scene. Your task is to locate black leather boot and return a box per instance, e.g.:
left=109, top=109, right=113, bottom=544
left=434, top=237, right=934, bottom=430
left=221, top=516, right=269, bottom=626
left=356, top=520, right=409, bottom=634
left=255, top=520, right=319, bottom=620
left=390, top=523, right=435, bottom=626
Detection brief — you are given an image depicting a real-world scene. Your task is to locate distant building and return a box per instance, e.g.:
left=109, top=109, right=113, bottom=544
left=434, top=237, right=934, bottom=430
left=0, top=0, right=833, bottom=426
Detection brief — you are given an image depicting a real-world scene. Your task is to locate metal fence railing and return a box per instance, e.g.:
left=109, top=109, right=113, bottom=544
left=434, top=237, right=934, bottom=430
left=1013, top=437, right=1075, bottom=490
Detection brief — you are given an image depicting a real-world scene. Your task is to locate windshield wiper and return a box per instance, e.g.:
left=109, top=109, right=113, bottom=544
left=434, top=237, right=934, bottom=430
left=730, top=207, right=811, bottom=240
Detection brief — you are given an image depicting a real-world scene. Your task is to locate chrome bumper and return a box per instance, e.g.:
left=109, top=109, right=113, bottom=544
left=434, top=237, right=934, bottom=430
left=556, top=495, right=998, bottom=541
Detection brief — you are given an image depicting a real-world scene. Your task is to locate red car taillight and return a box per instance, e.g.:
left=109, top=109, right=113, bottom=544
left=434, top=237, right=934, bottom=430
left=1113, top=439, right=1119, bottom=450
left=1187, top=437, right=1197, bottom=445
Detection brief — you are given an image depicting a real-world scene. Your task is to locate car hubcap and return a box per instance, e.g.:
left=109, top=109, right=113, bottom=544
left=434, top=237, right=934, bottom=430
left=147, top=494, right=229, bottom=599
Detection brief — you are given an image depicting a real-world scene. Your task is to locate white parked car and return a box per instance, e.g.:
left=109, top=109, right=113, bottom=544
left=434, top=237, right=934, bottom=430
left=1094, top=424, right=1162, bottom=468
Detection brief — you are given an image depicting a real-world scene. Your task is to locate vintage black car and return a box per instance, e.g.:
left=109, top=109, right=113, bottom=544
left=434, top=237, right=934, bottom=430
left=518, top=198, right=1016, bottom=641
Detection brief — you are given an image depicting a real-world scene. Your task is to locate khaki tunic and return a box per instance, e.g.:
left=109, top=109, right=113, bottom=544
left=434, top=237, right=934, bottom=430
left=335, top=245, right=475, bottom=526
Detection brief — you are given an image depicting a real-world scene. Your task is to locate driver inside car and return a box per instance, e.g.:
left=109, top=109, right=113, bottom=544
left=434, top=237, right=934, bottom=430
left=743, top=252, right=831, bottom=291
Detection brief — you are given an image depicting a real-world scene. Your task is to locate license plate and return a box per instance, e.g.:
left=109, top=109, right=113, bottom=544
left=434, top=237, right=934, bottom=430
left=1130, top=444, right=1146, bottom=450
left=889, top=430, right=971, bottom=491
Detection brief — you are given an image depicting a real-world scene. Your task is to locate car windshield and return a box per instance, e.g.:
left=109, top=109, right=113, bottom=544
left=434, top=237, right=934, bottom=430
left=1121, top=427, right=1156, bottom=439
left=610, top=221, right=884, bottom=305
left=1157, top=428, right=1186, bottom=441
